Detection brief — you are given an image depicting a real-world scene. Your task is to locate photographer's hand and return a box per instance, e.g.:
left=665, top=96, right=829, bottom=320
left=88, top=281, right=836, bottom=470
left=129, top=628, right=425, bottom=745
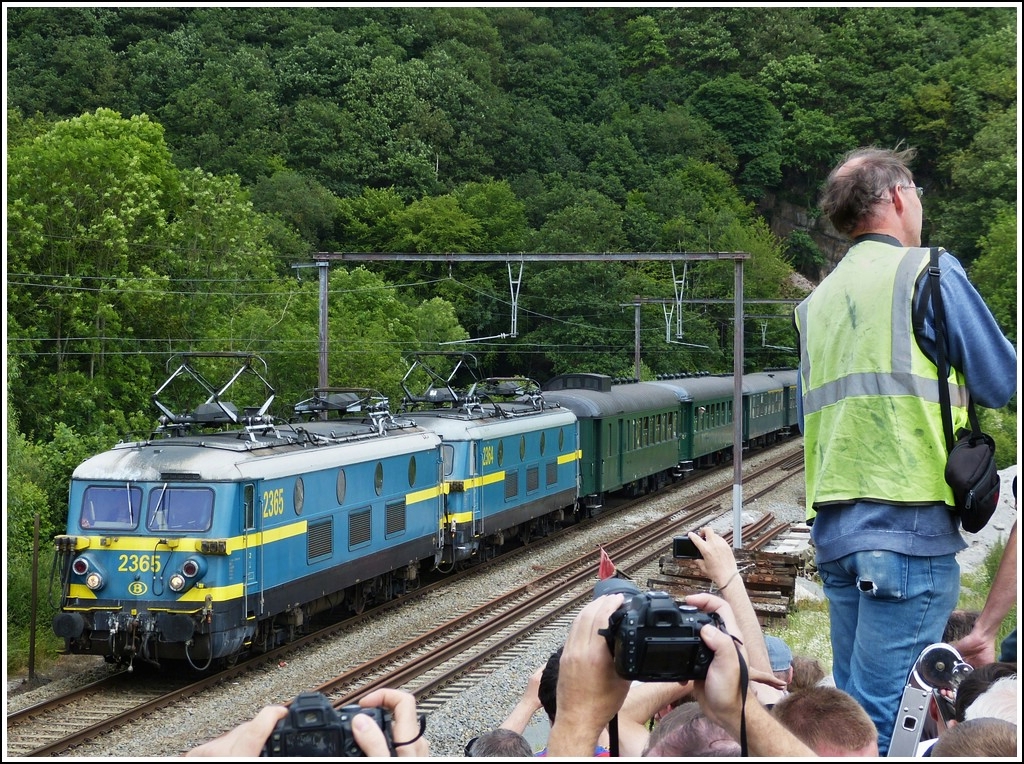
left=692, top=618, right=813, bottom=757
left=545, top=593, right=632, bottom=757
left=356, top=688, right=428, bottom=757
left=690, top=527, right=737, bottom=588
left=186, top=704, right=289, bottom=757
left=684, top=592, right=784, bottom=693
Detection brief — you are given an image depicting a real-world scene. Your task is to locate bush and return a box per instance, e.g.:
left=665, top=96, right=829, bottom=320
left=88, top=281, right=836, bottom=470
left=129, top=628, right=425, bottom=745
left=6, top=546, right=65, bottom=673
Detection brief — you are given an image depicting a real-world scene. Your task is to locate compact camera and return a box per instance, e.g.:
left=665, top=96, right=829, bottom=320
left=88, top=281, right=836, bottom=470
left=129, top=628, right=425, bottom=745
left=600, top=590, right=725, bottom=681
left=672, top=534, right=702, bottom=559
left=262, top=691, right=394, bottom=757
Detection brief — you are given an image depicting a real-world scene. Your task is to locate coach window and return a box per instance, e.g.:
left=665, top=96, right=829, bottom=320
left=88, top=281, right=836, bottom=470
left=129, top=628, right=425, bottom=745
left=374, top=462, right=384, bottom=496
left=558, top=428, right=564, bottom=451
left=408, top=456, right=417, bottom=487
left=294, top=477, right=305, bottom=515
left=519, top=435, right=526, bottom=461
left=337, top=469, right=347, bottom=504
left=498, top=440, right=504, bottom=466
left=540, top=431, right=546, bottom=456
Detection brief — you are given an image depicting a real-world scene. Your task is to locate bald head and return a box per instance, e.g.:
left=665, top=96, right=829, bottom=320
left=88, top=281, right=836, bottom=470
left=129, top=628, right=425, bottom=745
left=820, top=146, right=921, bottom=245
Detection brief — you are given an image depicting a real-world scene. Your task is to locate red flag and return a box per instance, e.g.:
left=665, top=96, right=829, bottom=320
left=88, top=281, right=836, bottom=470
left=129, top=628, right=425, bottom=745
left=598, top=547, right=616, bottom=580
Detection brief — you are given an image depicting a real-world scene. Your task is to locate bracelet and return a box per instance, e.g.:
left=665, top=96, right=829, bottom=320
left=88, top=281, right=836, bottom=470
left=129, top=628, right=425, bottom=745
left=392, top=714, right=428, bottom=748
left=716, top=569, right=741, bottom=593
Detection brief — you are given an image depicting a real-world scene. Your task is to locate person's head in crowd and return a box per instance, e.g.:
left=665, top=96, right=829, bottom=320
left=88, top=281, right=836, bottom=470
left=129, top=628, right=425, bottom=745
left=764, top=635, right=794, bottom=686
left=641, top=699, right=741, bottom=757
left=789, top=654, right=827, bottom=693
left=771, top=685, right=879, bottom=757
left=954, top=661, right=1017, bottom=723
left=928, top=717, right=1017, bottom=757
left=537, top=645, right=563, bottom=724
left=943, top=609, right=981, bottom=643
left=466, top=728, right=534, bottom=757
left=963, top=675, right=1018, bottom=724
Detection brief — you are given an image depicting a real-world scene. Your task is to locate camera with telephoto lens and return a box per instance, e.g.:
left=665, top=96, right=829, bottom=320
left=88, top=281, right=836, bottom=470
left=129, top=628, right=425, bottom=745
left=262, top=691, right=394, bottom=757
left=600, top=588, right=725, bottom=681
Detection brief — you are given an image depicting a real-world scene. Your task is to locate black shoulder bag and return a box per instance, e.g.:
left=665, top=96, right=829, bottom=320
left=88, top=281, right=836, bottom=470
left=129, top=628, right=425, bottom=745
left=926, top=248, right=1000, bottom=533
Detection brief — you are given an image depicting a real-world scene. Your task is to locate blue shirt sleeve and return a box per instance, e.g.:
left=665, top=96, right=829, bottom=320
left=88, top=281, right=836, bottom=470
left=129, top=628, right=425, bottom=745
left=913, top=251, right=1017, bottom=409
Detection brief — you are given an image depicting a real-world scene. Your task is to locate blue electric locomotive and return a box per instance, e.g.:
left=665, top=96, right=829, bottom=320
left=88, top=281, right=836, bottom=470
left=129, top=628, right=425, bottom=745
left=52, top=354, right=448, bottom=670
left=397, top=356, right=581, bottom=562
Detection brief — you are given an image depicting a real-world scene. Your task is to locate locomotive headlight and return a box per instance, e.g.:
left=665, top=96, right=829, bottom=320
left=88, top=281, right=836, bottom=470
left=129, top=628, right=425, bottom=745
left=168, top=573, right=187, bottom=592
left=85, top=571, right=104, bottom=590
left=181, top=557, right=206, bottom=579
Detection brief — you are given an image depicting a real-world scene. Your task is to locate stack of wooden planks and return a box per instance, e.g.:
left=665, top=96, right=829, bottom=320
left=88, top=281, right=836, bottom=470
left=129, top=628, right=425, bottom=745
left=647, top=546, right=804, bottom=628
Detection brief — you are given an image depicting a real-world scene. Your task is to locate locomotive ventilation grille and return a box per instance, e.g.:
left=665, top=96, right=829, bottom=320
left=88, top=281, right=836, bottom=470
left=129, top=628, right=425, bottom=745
left=307, top=518, right=333, bottom=560
left=349, top=509, right=371, bottom=548
left=385, top=500, right=406, bottom=536
left=504, top=470, right=518, bottom=500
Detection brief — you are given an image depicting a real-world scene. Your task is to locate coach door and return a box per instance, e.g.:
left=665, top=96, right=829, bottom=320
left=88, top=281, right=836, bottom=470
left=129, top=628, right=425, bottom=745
left=470, top=440, right=482, bottom=534
left=243, top=483, right=264, bottom=617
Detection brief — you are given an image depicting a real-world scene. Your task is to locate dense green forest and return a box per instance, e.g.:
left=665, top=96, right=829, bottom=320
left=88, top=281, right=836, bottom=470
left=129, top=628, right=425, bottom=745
left=4, top=6, right=1018, bottom=670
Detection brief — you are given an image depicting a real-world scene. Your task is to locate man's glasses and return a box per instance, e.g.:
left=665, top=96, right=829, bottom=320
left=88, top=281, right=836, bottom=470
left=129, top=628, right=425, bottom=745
left=899, top=184, right=924, bottom=199
left=465, top=736, right=478, bottom=756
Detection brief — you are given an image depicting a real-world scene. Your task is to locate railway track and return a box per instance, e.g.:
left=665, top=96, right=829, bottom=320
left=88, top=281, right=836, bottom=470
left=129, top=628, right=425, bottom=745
left=7, top=440, right=805, bottom=757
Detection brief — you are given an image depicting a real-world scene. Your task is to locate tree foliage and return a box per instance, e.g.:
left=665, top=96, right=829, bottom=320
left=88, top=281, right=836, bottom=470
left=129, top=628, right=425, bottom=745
left=4, top=7, right=1017, bottom=671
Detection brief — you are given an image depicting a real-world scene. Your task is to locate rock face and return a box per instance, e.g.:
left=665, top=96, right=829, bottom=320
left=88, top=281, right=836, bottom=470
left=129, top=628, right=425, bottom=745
left=759, top=194, right=850, bottom=284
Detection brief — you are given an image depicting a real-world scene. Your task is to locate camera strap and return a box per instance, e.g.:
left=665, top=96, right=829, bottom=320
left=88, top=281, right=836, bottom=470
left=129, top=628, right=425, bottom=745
left=731, top=634, right=749, bottom=756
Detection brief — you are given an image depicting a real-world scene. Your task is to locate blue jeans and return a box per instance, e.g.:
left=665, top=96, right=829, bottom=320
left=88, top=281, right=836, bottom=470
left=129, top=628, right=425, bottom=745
left=818, top=551, right=960, bottom=756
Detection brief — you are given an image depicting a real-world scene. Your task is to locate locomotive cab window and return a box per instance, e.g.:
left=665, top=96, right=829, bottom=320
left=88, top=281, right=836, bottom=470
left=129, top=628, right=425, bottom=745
left=147, top=486, right=214, bottom=532
left=80, top=485, right=143, bottom=530
left=244, top=484, right=255, bottom=530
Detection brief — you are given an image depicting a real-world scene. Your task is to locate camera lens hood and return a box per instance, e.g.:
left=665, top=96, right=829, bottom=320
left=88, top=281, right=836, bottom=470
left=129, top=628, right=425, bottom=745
left=594, top=577, right=642, bottom=599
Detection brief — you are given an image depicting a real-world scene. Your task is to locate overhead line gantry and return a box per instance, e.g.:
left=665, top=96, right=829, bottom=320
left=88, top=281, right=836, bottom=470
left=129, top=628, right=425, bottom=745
left=296, top=251, right=755, bottom=548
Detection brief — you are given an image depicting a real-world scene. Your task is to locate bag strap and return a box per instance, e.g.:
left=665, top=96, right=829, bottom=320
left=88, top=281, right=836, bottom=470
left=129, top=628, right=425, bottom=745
left=927, top=247, right=981, bottom=452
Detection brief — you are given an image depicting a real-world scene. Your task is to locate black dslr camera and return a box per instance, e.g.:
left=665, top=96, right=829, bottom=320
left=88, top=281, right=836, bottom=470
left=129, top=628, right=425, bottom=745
left=600, top=590, right=725, bottom=681
left=262, top=691, right=394, bottom=757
